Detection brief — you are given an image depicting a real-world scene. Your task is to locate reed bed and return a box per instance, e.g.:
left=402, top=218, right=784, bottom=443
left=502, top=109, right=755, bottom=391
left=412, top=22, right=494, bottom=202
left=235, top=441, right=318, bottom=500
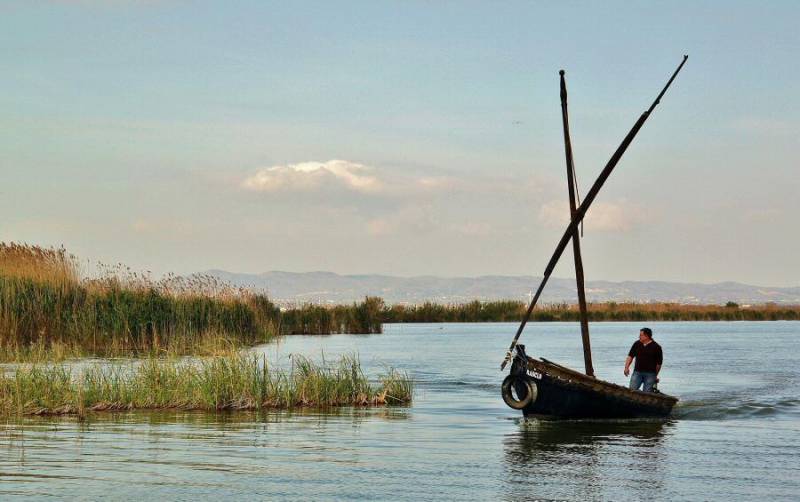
left=0, top=332, right=249, bottom=363
left=4, top=242, right=797, bottom=362
left=280, top=296, right=384, bottom=335
left=382, top=300, right=800, bottom=322
left=0, top=352, right=413, bottom=417
left=0, top=243, right=388, bottom=361
left=0, top=242, right=281, bottom=358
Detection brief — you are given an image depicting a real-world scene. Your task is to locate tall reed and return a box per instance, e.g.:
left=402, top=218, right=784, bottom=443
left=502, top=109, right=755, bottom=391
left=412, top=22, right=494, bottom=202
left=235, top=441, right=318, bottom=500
left=0, top=242, right=281, bottom=357
left=279, top=296, right=384, bottom=334
left=0, top=352, right=413, bottom=416
left=381, top=300, right=800, bottom=322
left=4, top=242, right=797, bottom=361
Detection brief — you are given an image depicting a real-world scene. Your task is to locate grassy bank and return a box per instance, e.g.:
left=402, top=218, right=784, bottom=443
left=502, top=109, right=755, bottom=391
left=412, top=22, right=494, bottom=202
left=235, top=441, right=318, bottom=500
left=0, top=352, right=412, bottom=417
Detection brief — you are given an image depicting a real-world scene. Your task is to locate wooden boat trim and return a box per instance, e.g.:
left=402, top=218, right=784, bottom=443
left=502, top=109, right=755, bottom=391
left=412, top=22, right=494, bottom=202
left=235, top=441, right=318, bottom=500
left=526, top=357, right=678, bottom=409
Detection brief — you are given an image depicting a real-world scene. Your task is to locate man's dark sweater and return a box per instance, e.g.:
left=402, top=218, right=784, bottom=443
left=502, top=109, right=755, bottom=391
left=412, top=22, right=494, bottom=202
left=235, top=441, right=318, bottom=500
left=628, top=340, right=663, bottom=373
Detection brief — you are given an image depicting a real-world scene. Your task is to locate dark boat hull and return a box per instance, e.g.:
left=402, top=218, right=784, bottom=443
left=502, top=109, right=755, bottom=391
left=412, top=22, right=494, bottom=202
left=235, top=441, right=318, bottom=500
left=507, top=355, right=678, bottom=419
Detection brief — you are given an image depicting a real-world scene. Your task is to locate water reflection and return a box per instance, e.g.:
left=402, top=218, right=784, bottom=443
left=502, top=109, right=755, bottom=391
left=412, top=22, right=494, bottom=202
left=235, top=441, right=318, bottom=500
left=502, top=419, right=672, bottom=501
left=2, top=407, right=412, bottom=467
left=3, top=323, right=798, bottom=500
left=8, top=405, right=410, bottom=428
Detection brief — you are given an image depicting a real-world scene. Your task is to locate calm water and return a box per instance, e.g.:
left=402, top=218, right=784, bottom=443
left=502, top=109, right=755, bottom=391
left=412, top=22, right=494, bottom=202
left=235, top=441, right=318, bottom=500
left=2, top=322, right=799, bottom=500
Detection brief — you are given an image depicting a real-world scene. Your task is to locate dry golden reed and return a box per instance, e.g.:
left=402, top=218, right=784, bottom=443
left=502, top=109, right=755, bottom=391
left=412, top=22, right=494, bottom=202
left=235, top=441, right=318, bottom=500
left=0, top=242, right=280, bottom=357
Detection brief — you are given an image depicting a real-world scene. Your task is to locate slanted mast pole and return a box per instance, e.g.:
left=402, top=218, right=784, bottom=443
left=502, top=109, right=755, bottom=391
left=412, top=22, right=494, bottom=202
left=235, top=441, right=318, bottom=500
left=501, top=55, right=688, bottom=370
left=559, top=70, right=594, bottom=377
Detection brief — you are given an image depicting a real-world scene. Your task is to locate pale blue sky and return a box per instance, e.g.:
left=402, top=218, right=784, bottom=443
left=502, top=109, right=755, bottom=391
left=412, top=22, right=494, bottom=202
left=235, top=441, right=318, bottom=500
left=1, top=1, right=798, bottom=286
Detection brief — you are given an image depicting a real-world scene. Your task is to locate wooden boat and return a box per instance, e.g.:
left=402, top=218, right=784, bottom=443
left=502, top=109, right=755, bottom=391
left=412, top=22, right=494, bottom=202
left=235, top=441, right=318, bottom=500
left=500, top=57, right=688, bottom=419
left=503, top=345, right=678, bottom=419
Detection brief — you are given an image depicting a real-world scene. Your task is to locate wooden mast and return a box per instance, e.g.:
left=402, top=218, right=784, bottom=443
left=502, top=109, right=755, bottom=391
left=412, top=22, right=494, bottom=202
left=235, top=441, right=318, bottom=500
left=559, top=70, right=594, bottom=377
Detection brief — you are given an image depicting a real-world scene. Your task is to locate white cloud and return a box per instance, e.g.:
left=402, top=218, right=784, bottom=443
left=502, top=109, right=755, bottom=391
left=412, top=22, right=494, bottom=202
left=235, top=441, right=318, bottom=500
left=237, top=159, right=559, bottom=237
left=538, top=199, right=645, bottom=232
left=416, top=175, right=457, bottom=190
left=242, top=160, right=383, bottom=194
left=240, top=160, right=549, bottom=199
left=366, top=206, right=437, bottom=236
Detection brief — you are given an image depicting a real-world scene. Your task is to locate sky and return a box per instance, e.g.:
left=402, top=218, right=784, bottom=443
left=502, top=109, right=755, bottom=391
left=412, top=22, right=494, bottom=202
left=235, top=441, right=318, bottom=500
left=1, top=1, right=798, bottom=286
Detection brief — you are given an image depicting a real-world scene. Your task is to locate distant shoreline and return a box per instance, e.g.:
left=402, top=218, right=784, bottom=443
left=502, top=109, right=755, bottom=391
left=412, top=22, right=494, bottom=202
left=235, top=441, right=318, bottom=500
left=3, top=243, right=797, bottom=363
left=372, top=300, right=800, bottom=324
left=211, top=270, right=800, bottom=306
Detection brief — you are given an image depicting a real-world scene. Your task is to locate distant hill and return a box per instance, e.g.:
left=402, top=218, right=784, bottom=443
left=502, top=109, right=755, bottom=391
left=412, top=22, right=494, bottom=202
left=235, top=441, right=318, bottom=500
left=206, top=270, right=800, bottom=306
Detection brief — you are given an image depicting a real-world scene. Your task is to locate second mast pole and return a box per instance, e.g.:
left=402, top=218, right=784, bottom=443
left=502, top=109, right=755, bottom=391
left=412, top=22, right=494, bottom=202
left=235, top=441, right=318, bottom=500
left=559, top=69, right=594, bottom=377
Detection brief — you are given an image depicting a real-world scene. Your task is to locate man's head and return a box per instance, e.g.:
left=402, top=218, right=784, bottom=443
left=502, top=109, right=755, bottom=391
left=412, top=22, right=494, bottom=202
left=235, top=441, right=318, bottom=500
left=639, top=327, right=653, bottom=343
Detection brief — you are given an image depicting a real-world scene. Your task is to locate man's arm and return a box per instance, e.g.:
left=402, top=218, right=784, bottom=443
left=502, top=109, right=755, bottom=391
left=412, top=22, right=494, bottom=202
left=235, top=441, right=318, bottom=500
left=625, top=341, right=638, bottom=376
left=655, top=345, right=663, bottom=381
left=655, top=345, right=663, bottom=376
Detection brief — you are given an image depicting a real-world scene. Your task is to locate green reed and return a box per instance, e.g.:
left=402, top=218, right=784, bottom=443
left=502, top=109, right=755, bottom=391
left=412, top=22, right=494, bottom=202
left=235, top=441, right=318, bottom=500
left=0, top=352, right=413, bottom=416
left=0, top=243, right=281, bottom=358
left=381, top=299, right=800, bottom=322
left=279, top=296, right=384, bottom=335
left=0, top=274, right=280, bottom=354
left=0, top=243, right=389, bottom=360
left=5, top=242, right=797, bottom=363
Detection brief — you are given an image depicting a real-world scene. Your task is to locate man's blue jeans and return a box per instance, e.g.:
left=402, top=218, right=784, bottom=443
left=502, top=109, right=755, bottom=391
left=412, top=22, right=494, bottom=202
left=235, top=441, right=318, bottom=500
left=629, top=371, right=657, bottom=392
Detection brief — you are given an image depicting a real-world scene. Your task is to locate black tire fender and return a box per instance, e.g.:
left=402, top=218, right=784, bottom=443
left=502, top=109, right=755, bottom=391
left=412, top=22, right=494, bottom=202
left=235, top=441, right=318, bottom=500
left=501, top=374, right=537, bottom=410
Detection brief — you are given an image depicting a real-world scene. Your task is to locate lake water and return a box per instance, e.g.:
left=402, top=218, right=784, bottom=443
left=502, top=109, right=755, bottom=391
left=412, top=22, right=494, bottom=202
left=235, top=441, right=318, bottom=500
left=2, top=322, right=799, bottom=500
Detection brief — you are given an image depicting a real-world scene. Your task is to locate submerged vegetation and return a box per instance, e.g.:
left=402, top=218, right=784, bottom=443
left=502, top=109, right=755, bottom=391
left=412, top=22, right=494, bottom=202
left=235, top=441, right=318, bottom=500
left=0, top=352, right=413, bottom=417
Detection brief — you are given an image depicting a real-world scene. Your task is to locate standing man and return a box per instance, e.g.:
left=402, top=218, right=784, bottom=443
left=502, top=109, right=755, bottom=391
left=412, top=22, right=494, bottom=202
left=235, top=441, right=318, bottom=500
left=624, top=327, right=663, bottom=392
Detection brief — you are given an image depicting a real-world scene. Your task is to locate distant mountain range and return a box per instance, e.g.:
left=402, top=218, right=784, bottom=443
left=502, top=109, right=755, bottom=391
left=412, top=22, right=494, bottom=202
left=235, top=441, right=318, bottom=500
left=206, top=270, right=800, bottom=306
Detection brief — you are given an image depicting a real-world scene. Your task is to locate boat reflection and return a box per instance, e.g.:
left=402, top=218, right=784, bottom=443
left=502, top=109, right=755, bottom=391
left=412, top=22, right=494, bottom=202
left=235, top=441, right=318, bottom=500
left=502, top=419, right=672, bottom=500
